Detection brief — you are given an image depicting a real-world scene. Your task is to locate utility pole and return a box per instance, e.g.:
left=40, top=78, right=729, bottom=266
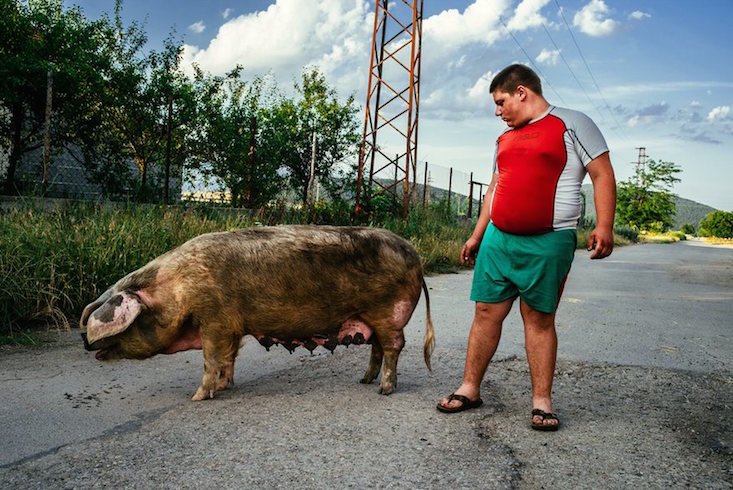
left=633, top=147, right=647, bottom=185
left=307, top=129, right=317, bottom=209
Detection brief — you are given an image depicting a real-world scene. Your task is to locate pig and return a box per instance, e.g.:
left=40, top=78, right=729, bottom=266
left=80, top=225, right=435, bottom=401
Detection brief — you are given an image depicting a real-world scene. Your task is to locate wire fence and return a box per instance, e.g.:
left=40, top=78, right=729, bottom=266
left=1, top=146, right=489, bottom=219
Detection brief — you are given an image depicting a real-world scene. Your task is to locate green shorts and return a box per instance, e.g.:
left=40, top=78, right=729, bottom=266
left=470, top=223, right=577, bottom=313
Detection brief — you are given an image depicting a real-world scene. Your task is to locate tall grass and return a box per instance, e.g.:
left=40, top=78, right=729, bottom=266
left=0, top=200, right=471, bottom=336
left=0, top=203, right=257, bottom=335
left=381, top=203, right=473, bottom=274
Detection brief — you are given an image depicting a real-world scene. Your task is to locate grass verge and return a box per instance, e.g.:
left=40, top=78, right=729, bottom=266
left=1, top=201, right=472, bottom=337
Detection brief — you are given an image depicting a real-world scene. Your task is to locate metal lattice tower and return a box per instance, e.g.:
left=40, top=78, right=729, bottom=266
left=355, top=0, right=423, bottom=218
left=633, top=147, right=647, bottom=185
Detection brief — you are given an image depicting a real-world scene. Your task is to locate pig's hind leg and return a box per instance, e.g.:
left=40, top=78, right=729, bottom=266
left=192, top=329, right=242, bottom=401
left=367, top=298, right=416, bottom=394
left=360, top=341, right=383, bottom=385
left=372, top=327, right=405, bottom=395
left=361, top=317, right=405, bottom=395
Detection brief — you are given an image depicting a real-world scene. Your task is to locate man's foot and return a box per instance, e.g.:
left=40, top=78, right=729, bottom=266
left=436, top=393, right=483, bottom=413
left=531, top=408, right=560, bottom=431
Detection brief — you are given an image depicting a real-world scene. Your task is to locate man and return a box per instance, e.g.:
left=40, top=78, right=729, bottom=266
left=436, top=64, right=616, bottom=431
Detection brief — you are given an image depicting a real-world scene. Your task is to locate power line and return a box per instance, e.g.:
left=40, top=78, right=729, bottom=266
left=553, top=0, right=630, bottom=140
left=540, top=22, right=606, bottom=122
left=498, top=15, right=568, bottom=107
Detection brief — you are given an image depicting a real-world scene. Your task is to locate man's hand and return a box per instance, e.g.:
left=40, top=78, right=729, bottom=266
left=587, top=226, right=614, bottom=259
left=586, top=152, right=616, bottom=260
left=460, top=237, right=482, bottom=265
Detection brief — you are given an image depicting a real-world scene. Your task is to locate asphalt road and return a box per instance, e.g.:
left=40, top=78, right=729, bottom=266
left=1, top=240, right=731, bottom=488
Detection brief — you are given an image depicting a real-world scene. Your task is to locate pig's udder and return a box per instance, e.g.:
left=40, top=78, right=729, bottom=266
left=163, top=326, right=202, bottom=354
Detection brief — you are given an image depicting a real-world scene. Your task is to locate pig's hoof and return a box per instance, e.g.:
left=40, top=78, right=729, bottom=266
left=379, top=384, right=394, bottom=395
left=191, top=387, right=215, bottom=401
left=216, top=377, right=233, bottom=391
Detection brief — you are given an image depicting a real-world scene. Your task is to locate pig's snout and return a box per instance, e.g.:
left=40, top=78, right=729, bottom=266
left=81, top=331, right=91, bottom=351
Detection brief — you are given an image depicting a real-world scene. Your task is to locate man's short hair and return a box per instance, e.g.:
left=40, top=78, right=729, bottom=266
left=490, top=64, right=543, bottom=96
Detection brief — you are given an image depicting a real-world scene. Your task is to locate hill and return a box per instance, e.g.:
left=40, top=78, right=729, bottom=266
left=581, top=184, right=717, bottom=230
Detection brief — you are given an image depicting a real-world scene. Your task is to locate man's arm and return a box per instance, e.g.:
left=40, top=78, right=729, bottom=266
left=461, top=173, right=497, bottom=264
left=586, top=151, right=616, bottom=259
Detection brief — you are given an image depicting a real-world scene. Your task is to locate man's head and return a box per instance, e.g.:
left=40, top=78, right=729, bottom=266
left=490, top=64, right=547, bottom=128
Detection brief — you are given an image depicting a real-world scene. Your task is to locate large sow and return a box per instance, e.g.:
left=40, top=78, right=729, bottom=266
left=81, top=225, right=435, bottom=400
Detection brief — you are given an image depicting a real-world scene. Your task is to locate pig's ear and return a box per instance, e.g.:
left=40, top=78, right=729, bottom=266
left=84, top=291, right=144, bottom=344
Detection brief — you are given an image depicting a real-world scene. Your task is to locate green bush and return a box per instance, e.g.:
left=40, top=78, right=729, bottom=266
left=669, top=231, right=687, bottom=241
left=614, top=225, right=639, bottom=242
left=698, top=210, right=733, bottom=238
left=680, top=223, right=696, bottom=235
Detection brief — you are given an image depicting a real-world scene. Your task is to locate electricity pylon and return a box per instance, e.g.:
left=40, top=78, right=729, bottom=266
left=355, top=0, right=423, bottom=218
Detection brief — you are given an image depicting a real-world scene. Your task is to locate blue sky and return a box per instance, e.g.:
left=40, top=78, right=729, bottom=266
left=66, top=0, right=733, bottom=211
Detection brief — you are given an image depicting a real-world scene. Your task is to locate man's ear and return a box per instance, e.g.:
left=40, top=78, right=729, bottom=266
left=516, top=85, right=527, bottom=100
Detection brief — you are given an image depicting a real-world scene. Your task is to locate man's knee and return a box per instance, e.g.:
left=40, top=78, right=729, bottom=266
left=475, top=299, right=514, bottom=323
left=520, top=300, right=556, bottom=330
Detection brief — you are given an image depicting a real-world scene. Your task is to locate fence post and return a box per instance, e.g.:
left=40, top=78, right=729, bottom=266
left=393, top=153, right=399, bottom=209
left=467, top=172, right=473, bottom=218
left=42, top=69, right=53, bottom=196
left=247, top=116, right=257, bottom=208
left=478, top=183, right=483, bottom=217
left=422, top=161, right=428, bottom=207
left=448, top=166, right=453, bottom=212
left=164, top=94, right=172, bottom=204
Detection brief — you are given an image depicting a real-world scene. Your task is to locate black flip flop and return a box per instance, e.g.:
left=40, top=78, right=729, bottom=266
left=436, top=393, right=483, bottom=413
left=531, top=408, right=560, bottom=431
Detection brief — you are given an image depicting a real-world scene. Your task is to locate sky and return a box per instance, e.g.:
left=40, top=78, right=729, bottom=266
left=65, top=0, right=733, bottom=211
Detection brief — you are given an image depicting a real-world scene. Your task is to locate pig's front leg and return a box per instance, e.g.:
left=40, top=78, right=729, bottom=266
left=192, top=331, right=241, bottom=401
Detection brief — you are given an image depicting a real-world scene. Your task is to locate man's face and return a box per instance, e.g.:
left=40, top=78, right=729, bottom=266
left=492, top=87, right=527, bottom=128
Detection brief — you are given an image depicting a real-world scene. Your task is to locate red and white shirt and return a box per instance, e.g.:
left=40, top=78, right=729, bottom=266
left=489, top=106, right=608, bottom=235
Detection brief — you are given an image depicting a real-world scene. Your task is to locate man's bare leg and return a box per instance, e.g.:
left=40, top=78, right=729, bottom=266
left=438, top=299, right=514, bottom=410
left=520, top=300, right=559, bottom=428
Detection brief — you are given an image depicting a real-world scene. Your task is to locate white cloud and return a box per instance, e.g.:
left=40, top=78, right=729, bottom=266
left=180, top=0, right=522, bottom=117
left=222, top=8, right=233, bottom=19
left=188, top=21, right=205, bottom=34
left=423, top=0, right=510, bottom=51
left=506, top=0, right=550, bottom=31
left=707, top=106, right=731, bottom=122
left=625, top=102, right=670, bottom=128
left=573, top=0, right=618, bottom=37
left=181, top=0, right=371, bottom=91
left=690, top=100, right=701, bottom=108
left=536, top=48, right=560, bottom=65
left=629, top=10, right=650, bottom=21
left=467, top=71, right=495, bottom=103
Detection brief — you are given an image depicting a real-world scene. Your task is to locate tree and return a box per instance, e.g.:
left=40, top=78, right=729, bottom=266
left=0, top=0, right=109, bottom=194
left=188, top=67, right=281, bottom=208
left=698, top=211, right=733, bottom=238
left=258, top=68, right=360, bottom=206
left=94, top=3, right=197, bottom=201
left=616, top=159, right=682, bottom=232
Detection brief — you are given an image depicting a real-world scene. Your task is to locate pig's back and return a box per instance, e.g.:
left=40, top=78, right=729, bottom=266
left=185, top=225, right=423, bottom=336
